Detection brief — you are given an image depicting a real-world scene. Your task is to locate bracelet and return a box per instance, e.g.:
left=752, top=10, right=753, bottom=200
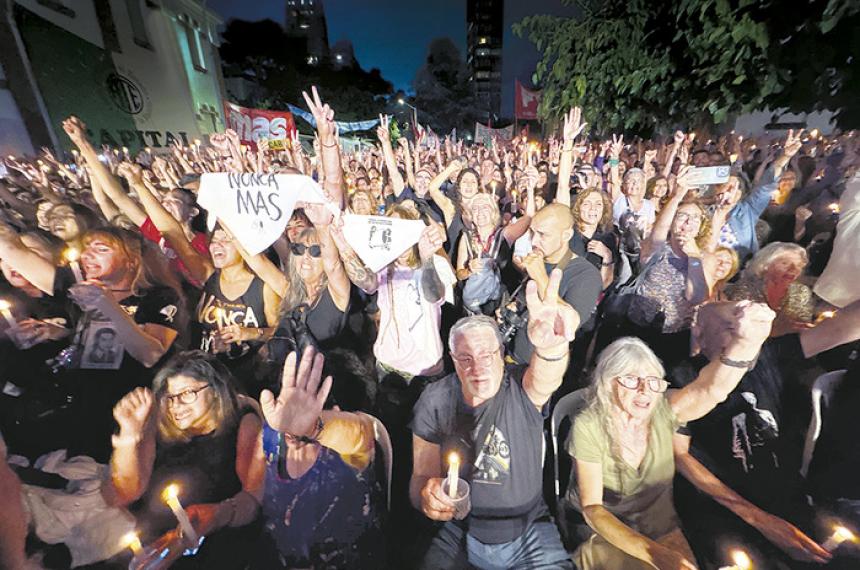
left=601, top=259, right=615, bottom=267
left=284, top=416, right=325, bottom=445
left=562, top=144, right=574, bottom=153
left=322, top=140, right=339, bottom=148
left=535, top=349, right=568, bottom=362
left=609, top=158, right=620, bottom=167
left=719, top=352, right=758, bottom=370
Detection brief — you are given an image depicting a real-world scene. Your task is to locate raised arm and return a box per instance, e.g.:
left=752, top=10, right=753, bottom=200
left=329, top=216, right=379, bottom=294
left=555, top=107, right=587, bottom=207
left=304, top=205, right=351, bottom=311
left=607, top=134, right=624, bottom=203
left=302, top=87, right=344, bottom=208
left=522, top=269, right=580, bottom=408
left=103, top=388, right=157, bottom=506
left=800, top=298, right=860, bottom=358
left=427, top=160, right=461, bottom=227
left=0, top=222, right=56, bottom=294
left=668, top=302, right=774, bottom=423
left=61, top=117, right=147, bottom=227
left=639, top=168, right=691, bottom=263
left=376, top=115, right=406, bottom=197
left=399, top=138, right=416, bottom=190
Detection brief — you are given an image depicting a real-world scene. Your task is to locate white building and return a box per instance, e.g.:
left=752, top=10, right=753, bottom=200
left=0, top=0, right=226, bottom=157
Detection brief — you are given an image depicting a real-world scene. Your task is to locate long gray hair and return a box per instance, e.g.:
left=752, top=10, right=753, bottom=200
left=587, top=337, right=665, bottom=461
left=280, top=227, right=328, bottom=315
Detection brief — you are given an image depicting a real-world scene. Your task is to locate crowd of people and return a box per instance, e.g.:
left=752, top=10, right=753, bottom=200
left=0, top=87, right=859, bottom=570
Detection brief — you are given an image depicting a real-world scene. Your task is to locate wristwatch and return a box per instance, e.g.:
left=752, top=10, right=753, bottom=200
left=719, top=352, right=758, bottom=370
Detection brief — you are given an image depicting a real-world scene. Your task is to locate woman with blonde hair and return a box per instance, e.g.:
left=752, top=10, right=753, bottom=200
left=103, top=350, right=264, bottom=569
left=566, top=302, right=776, bottom=569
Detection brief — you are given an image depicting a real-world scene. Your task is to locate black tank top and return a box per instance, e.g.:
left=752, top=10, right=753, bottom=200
left=195, top=271, right=268, bottom=352
left=131, top=404, right=257, bottom=540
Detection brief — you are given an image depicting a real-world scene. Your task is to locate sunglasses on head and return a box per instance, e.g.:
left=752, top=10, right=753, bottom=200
left=290, top=243, right=322, bottom=258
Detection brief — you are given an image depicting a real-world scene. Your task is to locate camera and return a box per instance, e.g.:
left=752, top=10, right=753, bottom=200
left=497, top=293, right=528, bottom=344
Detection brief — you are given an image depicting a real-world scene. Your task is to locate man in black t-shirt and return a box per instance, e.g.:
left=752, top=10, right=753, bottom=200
left=410, top=269, right=578, bottom=569
left=510, top=204, right=601, bottom=365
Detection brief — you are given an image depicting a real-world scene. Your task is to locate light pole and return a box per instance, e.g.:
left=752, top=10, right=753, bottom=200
left=397, top=98, right=419, bottom=122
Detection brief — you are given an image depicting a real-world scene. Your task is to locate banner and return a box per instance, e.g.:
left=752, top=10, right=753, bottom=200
left=474, top=123, right=514, bottom=147
left=341, top=214, right=426, bottom=273
left=287, top=104, right=380, bottom=133
left=514, top=80, right=541, bottom=120
left=196, top=173, right=328, bottom=255
left=223, top=102, right=296, bottom=150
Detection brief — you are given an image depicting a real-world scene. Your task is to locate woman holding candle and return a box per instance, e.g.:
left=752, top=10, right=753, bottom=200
left=102, top=351, right=264, bottom=569
left=565, top=302, right=776, bottom=570
left=0, top=224, right=183, bottom=460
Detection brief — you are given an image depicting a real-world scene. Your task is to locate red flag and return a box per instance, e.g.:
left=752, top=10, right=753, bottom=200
left=514, top=80, right=541, bottom=120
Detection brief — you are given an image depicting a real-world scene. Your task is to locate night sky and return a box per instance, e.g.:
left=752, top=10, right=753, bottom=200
left=206, top=0, right=579, bottom=117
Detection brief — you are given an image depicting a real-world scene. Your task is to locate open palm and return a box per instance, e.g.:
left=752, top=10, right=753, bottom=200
left=260, top=347, right=332, bottom=436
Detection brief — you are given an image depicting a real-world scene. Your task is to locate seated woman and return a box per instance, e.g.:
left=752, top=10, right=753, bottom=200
left=103, top=351, right=264, bottom=569
left=0, top=224, right=182, bottom=460
left=565, top=302, right=775, bottom=570
left=254, top=347, right=385, bottom=570
left=725, top=242, right=814, bottom=336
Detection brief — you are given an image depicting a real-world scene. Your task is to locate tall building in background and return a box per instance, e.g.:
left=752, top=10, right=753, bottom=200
left=285, top=0, right=329, bottom=66
left=467, top=0, right=504, bottom=122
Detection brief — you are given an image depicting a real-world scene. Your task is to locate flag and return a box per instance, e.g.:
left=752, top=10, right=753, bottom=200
left=514, top=79, right=541, bottom=120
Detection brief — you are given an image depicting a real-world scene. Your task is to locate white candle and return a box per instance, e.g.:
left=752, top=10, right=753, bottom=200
left=718, top=549, right=752, bottom=570
left=121, top=531, right=143, bottom=556
left=64, top=248, right=84, bottom=282
left=162, top=484, right=199, bottom=545
left=446, top=453, right=460, bottom=498
left=822, top=525, right=855, bottom=552
left=0, top=300, right=17, bottom=330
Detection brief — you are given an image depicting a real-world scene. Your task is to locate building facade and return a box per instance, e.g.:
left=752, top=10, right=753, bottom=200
left=285, top=0, right=329, bottom=66
left=0, top=0, right=226, bottom=156
left=467, top=0, right=503, bottom=122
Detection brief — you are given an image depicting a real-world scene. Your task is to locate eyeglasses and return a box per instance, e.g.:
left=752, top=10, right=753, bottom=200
left=616, top=375, right=669, bottom=393
left=451, top=351, right=499, bottom=368
left=675, top=212, right=703, bottom=225
left=165, top=385, right=211, bottom=406
left=290, top=243, right=322, bottom=258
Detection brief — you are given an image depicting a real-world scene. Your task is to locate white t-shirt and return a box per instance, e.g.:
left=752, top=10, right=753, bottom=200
left=613, top=196, right=656, bottom=230
left=814, top=173, right=860, bottom=308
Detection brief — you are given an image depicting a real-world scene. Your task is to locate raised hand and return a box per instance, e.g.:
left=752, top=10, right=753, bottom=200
left=376, top=114, right=391, bottom=144
left=782, top=128, right=804, bottom=159
left=562, top=107, right=587, bottom=143
left=61, top=116, right=88, bottom=145
left=117, top=161, right=145, bottom=185
left=418, top=223, right=445, bottom=262
left=609, top=134, right=624, bottom=160
left=260, top=347, right=332, bottom=436
left=525, top=268, right=579, bottom=352
left=301, top=86, right=336, bottom=144
left=112, top=387, right=154, bottom=439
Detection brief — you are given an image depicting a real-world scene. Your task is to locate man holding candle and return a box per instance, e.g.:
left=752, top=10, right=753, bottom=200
left=410, top=269, right=577, bottom=569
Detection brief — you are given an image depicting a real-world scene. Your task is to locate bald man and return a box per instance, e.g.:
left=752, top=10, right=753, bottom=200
left=510, top=203, right=602, bottom=364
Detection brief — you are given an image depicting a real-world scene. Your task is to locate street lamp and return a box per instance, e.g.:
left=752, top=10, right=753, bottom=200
left=398, top=97, right=418, bottom=114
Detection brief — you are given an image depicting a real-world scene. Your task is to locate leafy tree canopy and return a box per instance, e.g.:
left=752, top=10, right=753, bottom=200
left=514, top=0, right=860, bottom=135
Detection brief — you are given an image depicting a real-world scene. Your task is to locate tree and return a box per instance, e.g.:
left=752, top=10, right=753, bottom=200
left=514, top=0, right=860, bottom=134
left=412, top=38, right=483, bottom=134
left=219, top=19, right=393, bottom=125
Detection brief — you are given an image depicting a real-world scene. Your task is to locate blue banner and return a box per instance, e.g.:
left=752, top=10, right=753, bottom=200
left=287, top=104, right=380, bottom=133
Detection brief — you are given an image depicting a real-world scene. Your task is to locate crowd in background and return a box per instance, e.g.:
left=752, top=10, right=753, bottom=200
left=0, top=87, right=859, bottom=570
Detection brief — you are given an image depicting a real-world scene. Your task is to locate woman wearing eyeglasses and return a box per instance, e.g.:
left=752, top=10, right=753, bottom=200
left=564, top=302, right=775, bottom=570
left=102, top=351, right=264, bottom=569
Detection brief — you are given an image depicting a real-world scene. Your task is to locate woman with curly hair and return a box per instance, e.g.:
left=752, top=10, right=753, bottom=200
left=570, top=188, right=620, bottom=289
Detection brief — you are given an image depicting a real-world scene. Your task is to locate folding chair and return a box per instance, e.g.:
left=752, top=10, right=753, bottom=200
left=799, top=370, right=846, bottom=478
left=360, top=412, right=393, bottom=511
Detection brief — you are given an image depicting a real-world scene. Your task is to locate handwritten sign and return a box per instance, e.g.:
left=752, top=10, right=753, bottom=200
left=197, top=173, right=328, bottom=255
left=342, top=214, right=426, bottom=272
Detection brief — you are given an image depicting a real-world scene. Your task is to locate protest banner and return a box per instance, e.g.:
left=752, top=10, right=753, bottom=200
left=514, top=80, right=541, bottom=120
left=196, top=173, right=328, bottom=255
left=341, top=214, right=427, bottom=273
left=474, top=123, right=514, bottom=147
left=223, top=102, right=296, bottom=150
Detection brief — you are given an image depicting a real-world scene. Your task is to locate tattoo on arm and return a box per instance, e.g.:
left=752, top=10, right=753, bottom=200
left=343, top=254, right=378, bottom=293
left=421, top=259, right=445, bottom=303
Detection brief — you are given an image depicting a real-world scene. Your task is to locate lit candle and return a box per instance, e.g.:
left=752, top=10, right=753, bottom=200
left=64, top=248, right=84, bottom=282
left=122, top=146, right=129, bottom=155
left=145, top=147, right=152, bottom=155
left=162, top=484, right=199, bottom=545
left=718, top=549, right=752, bottom=570
left=6, top=155, right=14, bottom=161
left=193, top=139, right=202, bottom=152
left=829, top=203, right=840, bottom=215
left=0, top=300, right=17, bottom=330
left=730, top=153, right=739, bottom=163
left=121, top=531, right=143, bottom=557
left=811, top=129, right=819, bottom=139
left=446, top=452, right=460, bottom=498
left=817, top=310, right=837, bottom=322
left=822, top=525, right=856, bottom=552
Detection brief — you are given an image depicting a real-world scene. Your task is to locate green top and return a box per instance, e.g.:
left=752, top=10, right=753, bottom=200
left=565, top=397, right=681, bottom=539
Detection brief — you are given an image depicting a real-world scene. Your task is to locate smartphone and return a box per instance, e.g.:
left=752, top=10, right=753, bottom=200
left=686, top=166, right=731, bottom=186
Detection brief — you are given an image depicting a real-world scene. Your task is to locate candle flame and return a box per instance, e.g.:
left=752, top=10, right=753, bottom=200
left=0, top=300, right=10, bottom=311
left=64, top=248, right=80, bottom=262
left=834, top=526, right=855, bottom=542
left=448, top=452, right=459, bottom=467
left=122, top=147, right=129, bottom=153
left=162, top=484, right=180, bottom=502
left=194, top=139, right=201, bottom=146
left=731, top=549, right=752, bottom=570
left=829, top=203, right=840, bottom=214
left=121, top=531, right=140, bottom=547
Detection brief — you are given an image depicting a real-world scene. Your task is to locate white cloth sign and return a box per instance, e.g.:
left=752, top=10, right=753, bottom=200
left=196, top=173, right=328, bottom=255
left=342, top=213, right=426, bottom=273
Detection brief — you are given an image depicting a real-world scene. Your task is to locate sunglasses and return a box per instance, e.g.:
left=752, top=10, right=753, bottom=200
left=290, top=243, right=322, bottom=258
